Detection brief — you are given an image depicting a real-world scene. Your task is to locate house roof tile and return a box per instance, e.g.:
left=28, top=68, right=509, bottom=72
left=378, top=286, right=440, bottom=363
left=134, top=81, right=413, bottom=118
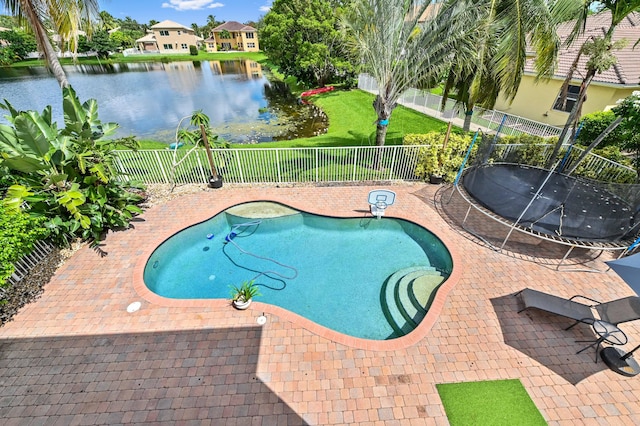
left=151, top=20, right=193, bottom=32
left=135, top=34, right=156, bottom=43
left=212, top=21, right=256, bottom=32
left=526, top=11, right=640, bottom=86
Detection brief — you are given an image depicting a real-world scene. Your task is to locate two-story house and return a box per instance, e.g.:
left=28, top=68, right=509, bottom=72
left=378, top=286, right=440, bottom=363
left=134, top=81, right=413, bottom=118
left=136, top=20, right=202, bottom=54
left=204, top=21, right=259, bottom=53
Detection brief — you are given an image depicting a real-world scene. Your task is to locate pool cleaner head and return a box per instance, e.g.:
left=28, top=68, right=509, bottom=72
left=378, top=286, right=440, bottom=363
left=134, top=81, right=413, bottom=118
left=225, top=231, right=237, bottom=243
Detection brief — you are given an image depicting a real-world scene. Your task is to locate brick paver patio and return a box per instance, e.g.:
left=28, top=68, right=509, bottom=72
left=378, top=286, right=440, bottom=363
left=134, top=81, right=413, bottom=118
left=1, top=183, right=639, bottom=425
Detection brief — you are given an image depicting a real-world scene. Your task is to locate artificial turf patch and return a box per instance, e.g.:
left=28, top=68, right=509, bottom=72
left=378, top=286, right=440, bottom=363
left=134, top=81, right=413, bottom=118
left=436, top=379, right=547, bottom=426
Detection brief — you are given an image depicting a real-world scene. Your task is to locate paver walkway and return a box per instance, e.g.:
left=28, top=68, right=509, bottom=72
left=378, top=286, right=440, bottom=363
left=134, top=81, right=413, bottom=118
left=1, top=183, right=640, bottom=425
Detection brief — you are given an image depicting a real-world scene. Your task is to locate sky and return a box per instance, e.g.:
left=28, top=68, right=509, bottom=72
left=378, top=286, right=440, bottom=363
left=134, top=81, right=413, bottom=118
left=99, top=0, right=271, bottom=26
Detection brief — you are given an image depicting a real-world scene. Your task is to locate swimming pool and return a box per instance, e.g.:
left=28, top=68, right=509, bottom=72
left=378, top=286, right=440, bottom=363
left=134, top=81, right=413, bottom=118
left=144, top=202, right=453, bottom=340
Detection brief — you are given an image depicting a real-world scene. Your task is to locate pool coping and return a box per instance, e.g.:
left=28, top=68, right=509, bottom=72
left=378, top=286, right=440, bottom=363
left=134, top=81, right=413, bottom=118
left=132, top=194, right=463, bottom=351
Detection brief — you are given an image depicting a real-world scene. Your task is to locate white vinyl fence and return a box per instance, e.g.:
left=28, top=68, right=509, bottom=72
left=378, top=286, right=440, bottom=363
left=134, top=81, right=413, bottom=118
left=4, top=240, right=54, bottom=288
left=114, top=142, right=637, bottom=186
left=488, top=144, right=638, bottom=182
left=114, top=145, right=429, bottom=184
left=358, top=74, right=563, bottom=139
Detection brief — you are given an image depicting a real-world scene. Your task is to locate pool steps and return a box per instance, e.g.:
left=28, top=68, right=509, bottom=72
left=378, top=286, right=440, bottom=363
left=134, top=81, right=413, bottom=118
left=382, top=266, right=445, bottom=337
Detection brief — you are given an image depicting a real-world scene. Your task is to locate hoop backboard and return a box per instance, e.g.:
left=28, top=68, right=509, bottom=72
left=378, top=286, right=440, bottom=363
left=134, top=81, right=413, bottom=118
left=368, top=190, right=396, bottom=206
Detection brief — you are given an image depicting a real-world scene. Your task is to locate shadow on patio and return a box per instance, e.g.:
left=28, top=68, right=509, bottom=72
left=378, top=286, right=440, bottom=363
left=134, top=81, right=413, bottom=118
left=0, top=326, right=307, bottom=425
left=490, top=293, right=608, bottom=385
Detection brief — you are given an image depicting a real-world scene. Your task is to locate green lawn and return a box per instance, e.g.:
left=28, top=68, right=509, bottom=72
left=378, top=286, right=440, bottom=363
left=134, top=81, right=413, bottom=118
left=437, top=379, right=547, bottom=426
left=126, top=89, right=450, bottom=150
left=233, top=89, right=450, bottom=149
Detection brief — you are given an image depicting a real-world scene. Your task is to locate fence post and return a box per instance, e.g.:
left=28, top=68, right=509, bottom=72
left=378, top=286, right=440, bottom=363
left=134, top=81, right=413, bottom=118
left=154, top=151, right=169, bottom=184
left=195, top=153, right=207, bottom=183
left=235, top=150, right=244, bottom=184
left=276, top=149, right=282, bottom=183
left=388, top=146, right=397, bottom=180
left=315, top=149, right=319, bottom=182
left=352, top=147, right=359, bottom=182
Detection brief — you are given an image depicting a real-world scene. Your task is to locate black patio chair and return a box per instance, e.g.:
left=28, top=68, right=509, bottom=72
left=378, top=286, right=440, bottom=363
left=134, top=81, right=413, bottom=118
left=516, top=288, right=640, bottom=329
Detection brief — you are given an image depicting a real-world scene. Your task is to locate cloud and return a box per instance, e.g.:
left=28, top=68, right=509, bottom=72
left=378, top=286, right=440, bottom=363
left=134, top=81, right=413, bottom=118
left=260, top=1, right=272, bottom=12
left=161, top=0, right=224, bottom=11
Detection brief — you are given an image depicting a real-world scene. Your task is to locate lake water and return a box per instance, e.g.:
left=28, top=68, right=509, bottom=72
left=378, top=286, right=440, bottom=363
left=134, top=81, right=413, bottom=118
left=0, top=60, right=328, bottom=143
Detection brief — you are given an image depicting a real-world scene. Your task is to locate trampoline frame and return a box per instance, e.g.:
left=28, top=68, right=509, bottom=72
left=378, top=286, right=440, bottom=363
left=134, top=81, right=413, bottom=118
left=446, top=179, right=639, bottom=271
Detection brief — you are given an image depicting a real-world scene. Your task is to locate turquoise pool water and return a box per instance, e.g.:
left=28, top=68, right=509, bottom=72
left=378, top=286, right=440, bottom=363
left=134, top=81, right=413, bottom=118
left=144, top=202, right=453, bottom=340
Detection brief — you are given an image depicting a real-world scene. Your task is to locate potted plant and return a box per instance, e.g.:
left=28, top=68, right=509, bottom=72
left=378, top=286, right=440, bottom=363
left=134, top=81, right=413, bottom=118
left=429, top=166, right=445, bottom=184
left=230, top=280, right=261, bottom=310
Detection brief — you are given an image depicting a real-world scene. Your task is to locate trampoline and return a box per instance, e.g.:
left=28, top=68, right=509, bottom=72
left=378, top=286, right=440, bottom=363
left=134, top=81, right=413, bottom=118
left=462, top=164, right=640, bottom=242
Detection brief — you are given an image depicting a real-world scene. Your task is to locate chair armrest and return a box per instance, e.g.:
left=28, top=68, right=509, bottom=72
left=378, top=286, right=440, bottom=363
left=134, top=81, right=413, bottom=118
left=569, top=294, right=602, bottom=306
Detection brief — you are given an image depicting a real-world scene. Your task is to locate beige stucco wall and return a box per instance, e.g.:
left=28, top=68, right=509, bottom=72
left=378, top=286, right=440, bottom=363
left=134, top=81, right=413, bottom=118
left=205, top=40, right=217, bottom=53
left=213, top=30, right=259, bottom=52
left=493, top=74, right=637, bottom=127
left=154, top=28, right=198, bottom=53
left=240, top=32, right=259, bottom=52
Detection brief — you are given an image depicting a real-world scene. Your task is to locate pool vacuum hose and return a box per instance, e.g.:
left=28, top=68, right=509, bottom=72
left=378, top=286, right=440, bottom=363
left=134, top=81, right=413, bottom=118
left=222, top=221, right=298, bottom=282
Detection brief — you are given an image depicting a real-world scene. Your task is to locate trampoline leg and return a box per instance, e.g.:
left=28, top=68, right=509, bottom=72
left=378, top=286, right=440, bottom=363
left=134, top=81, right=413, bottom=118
left=557, top=246, right=575, bottom=270
left=462, top=205, right=472, bottom=226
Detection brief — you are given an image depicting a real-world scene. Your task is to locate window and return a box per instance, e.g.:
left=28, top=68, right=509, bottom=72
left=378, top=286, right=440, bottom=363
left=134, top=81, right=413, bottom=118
left=177, top=30, right=181, bottom=35
left=246, top=32, right=254, bottom=39
left=181, top=43, right=188, bottom=49
left=163, top=44, right=173, bottom=50
left=247, top=43, right=256, bottom=49
left=208, top=43, right=215, bottom=49
left=553, top=84, right=581, bottom=112
left=159, top=30, right=169, bottom=36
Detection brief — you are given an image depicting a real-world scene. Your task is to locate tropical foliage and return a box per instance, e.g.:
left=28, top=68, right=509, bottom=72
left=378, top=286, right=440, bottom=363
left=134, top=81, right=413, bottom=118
left=230, top=280, right=261, bottom=302
left=260, top=0, right=356, bottom=87
left=78, top=30, right=118, bottom=58
left=176, top=110, right=229, bottom=182
left=0, top=86, right=145, bottom=246
left=342, top=0, right=480, bottom=146
left=1, top=0, right=100, bottom=87
left=0, top=202, right=48, bottom=287
left=404, top=132, right=475, bottom=182
left=563, top=91, right=640, bottom=175
left=607, top=91, right=640, bottom=172
left=0, top=28, right=36, bottom=64
left=437, top=0, right=560, bottom=132
left=576, top=110, right=626, bottom=148
left=547, top=0, right=640, bottom=167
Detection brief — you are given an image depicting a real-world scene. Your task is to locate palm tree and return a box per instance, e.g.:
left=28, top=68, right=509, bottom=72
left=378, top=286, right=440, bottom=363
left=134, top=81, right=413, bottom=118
left=546, top=0, right=640, bottom=168
left=191, top=23, right=200, bottom=37
left=98, top=10, right=117, bottom=31
left=2, top=0, right=99, bottom=88
left=341, top=0, right=481, bottom=147
left=437, top=0, right=559, bottom=132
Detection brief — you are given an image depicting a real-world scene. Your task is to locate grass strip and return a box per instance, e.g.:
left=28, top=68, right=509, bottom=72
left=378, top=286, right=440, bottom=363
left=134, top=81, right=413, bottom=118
left=436, top=379, right=547, bottom=426
left=10, top=52, right=267, bottom=68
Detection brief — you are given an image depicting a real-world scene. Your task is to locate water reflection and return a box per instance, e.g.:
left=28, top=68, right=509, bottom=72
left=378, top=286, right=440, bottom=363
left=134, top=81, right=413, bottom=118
left=0, top=60, right=327, bottom=143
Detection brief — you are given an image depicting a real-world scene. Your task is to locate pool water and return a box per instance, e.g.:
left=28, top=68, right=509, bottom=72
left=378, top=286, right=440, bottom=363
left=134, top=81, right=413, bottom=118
left=144, top=202, right=452, bottom=340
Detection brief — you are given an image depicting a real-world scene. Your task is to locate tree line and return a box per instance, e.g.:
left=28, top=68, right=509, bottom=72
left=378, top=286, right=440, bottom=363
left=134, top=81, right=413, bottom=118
left=0, top=9, right=244, bottom=64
